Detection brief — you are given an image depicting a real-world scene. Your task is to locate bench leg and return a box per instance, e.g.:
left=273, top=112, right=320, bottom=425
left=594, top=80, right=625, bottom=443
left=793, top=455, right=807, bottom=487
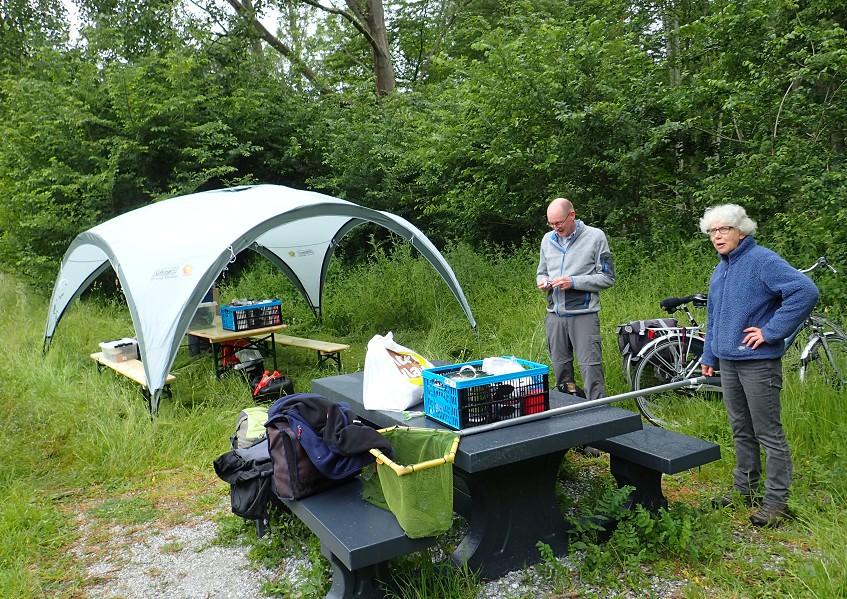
left=322, top=545, right=388, bottom=599
left=608, top=456, right=668, bottom=512
left=255, top=516, right=269, bottom=538
left=317, top=351, right=342, bottom=371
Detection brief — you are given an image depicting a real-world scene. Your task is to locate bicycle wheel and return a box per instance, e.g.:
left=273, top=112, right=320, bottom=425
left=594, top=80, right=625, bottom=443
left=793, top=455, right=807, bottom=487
left=633, top=335, right=712, bottom=427
left=799, top=332, right=847, bottom=387
left=622, top=354, right=634, bottom=387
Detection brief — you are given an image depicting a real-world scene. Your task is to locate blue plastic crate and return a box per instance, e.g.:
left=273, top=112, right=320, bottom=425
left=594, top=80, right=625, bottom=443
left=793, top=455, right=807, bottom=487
left=220, top=300, right=282, bottom=331
left=422, top=357, right=549, bottom=430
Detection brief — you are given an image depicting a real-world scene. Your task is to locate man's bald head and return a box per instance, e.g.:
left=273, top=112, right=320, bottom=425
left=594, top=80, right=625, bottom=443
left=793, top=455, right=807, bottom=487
left=547, top=198, right=576, bottom=236
left=548, top=197, right=573, bottom=214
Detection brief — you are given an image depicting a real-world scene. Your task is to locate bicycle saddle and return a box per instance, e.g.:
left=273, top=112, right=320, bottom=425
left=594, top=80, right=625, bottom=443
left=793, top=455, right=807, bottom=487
left=660, top=293, right=707, bottom=313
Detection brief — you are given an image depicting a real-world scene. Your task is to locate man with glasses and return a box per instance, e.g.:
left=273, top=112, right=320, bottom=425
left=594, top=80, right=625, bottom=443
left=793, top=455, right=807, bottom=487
left=537, top=197, right=615, bottom=401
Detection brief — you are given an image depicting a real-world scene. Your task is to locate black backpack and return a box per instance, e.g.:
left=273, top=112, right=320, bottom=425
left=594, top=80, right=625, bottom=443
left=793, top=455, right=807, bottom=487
left=213, top=440, right=275, bottom=527
left=244, top=364, right=295, bottom=403
left=213, top=409, right=276, bottom=536
left=264, top=394, right=393, bottom=499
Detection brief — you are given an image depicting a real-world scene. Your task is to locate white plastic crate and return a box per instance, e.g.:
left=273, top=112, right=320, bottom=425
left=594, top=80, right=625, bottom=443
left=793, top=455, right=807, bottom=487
left=99, top=338, right=138, bottom=363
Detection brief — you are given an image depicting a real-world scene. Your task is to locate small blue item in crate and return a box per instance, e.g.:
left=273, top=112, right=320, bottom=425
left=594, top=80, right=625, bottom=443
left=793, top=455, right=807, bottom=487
left=422, top=357, right=549, bottom=430
left=220, top=299, right=282, bottom=331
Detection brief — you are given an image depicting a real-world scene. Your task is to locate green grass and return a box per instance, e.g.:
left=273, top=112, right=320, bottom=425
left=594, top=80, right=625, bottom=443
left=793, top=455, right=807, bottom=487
left=2, top=239, right=846, bottom=598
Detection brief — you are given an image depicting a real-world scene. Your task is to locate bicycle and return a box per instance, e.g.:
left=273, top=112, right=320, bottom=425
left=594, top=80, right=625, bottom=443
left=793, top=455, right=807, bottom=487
left=618, top=294, right=707, bottom=388
left=789, top=257, right=847, bottom=385
left=623, top=256, right=846, bottom=427
left=625, top=294, right=720, bottom=427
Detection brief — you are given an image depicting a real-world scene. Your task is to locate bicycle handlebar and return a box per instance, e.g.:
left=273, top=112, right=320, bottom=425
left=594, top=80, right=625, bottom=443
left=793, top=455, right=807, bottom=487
left=799, top=256, right=838, bottom=275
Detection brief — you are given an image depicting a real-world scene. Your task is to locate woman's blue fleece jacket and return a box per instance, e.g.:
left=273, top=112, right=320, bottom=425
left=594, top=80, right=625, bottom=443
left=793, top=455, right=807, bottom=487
left=701, top=235, right=819, bottom=367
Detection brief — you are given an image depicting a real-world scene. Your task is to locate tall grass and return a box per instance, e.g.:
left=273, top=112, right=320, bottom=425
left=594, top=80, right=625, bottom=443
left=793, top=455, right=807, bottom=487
left=2, top=238, right=846, bottom=598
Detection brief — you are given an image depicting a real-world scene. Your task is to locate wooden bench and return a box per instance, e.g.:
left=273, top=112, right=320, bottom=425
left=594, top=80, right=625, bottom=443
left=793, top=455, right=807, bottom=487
left=280, top=478, right=435, bottom=598
left=592, top=426, right=721, bottom=511
left=274, top=335, right=350, bottom=370
left=90, top=352, right=176, bottom=411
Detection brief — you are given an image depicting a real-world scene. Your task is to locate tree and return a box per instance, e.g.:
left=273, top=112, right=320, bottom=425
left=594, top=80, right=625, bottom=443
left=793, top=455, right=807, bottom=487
left=0, top=0, right=67, bottom=72
left=301, top=0, right=395, bottom=95
left=219, top=0, right=394, bottom=95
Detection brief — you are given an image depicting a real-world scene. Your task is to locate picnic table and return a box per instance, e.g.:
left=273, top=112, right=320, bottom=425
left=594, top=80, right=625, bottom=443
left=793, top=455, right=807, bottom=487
left=187, top=317, right=287, bottom=377
left=312, top=371, right=642, bottom=579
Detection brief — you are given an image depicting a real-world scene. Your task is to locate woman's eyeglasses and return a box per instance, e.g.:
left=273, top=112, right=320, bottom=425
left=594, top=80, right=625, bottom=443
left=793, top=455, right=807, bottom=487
left=706, top=226, right=734, bottom=236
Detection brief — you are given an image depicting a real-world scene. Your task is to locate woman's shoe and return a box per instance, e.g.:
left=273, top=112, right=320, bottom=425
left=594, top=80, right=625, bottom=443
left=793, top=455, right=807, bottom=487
left=750, top=504, right=793, bottom=527
left=712, top=490, right=761, bottom=509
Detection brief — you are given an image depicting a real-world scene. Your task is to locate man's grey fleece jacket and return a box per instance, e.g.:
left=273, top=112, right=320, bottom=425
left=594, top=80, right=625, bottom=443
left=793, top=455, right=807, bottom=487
left=536, top=220, right=615, bottom=315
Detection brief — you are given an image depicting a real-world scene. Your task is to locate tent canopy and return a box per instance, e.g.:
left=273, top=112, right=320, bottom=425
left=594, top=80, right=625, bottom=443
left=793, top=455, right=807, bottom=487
left=44, top=184, right=476, bottom=412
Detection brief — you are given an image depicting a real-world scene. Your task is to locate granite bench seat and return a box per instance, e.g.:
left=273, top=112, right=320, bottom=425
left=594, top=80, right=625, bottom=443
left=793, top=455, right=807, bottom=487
left=280, top=478, right=435, bottom=599
left=592, top=426, right=721, bottom=511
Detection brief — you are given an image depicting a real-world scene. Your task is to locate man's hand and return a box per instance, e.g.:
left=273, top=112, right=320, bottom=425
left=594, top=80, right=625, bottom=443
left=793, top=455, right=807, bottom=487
left=537, top=277, right=551, bottom=290
left=742, top=326, right=766, bottom=349
left=701, top=364, right=715, bottom=376
left=551, top=276, right=573, bottom=290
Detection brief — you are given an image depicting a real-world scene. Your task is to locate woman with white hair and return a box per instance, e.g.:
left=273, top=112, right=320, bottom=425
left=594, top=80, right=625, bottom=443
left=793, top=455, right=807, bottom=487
left=699, top=204, right=818, bottom=527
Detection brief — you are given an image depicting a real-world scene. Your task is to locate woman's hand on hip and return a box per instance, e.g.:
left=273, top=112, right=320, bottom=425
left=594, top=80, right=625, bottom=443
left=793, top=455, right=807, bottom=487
left=742, top=326, right=766, bottom=349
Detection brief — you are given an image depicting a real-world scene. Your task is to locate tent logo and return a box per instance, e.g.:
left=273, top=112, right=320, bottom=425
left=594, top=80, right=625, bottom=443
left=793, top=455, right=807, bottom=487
left=151, top=267, right=179, bottom=280
left=288, top=249, right=315, bottom=258
left=181, top=264, right=193, bottom=277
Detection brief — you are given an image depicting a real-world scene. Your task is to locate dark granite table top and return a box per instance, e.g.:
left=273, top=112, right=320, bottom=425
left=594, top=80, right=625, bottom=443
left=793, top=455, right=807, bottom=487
left=312, top=371, right=642, bottom=473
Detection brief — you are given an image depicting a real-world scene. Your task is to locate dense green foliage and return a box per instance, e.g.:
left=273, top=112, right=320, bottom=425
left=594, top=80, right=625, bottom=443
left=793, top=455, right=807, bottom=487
left=1, top=0, right=846, bottom=293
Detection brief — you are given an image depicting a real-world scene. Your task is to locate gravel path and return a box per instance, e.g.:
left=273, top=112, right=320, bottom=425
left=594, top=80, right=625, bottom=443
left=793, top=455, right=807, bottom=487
left=74, top=510, right=688, bottom=599
left=76, top=512, right=279, bottom=599
left=71, top=481, right=691, bottom=598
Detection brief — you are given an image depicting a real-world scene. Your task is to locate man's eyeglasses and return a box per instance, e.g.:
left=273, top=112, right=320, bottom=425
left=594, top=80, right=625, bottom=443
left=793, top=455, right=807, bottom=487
left=547, top=214, right=574, bottom=228
left=706, top=225, right=734, bottom=237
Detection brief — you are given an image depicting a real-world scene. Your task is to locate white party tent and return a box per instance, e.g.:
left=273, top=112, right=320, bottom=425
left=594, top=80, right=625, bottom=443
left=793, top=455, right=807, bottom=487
left=44, top=184, right=476, bottom=413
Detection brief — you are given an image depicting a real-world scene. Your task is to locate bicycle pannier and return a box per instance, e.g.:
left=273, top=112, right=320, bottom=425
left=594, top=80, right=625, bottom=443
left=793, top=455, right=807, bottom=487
left=617, top=318, right=678, bottom=360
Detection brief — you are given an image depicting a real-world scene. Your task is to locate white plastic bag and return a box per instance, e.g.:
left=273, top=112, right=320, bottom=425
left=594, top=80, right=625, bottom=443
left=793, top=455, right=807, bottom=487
left=481, top=356, right=532, bottom=388
left=363, top=332, right=434, bottom=411
left=481, top=356, right=525, bottom=376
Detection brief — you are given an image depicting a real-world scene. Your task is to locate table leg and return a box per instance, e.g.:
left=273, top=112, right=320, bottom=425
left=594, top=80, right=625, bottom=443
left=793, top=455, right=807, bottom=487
left=452, top=450, right=570, bottom=579
left=212, top=342, right=224, bottom=378
left=141, top=387, right=153, bottom=418
left=269, top=333, right=278, bottom=372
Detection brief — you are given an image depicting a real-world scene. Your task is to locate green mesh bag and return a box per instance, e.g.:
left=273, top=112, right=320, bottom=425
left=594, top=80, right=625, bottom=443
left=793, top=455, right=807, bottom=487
left=361, top=426, right=459, bottom=539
